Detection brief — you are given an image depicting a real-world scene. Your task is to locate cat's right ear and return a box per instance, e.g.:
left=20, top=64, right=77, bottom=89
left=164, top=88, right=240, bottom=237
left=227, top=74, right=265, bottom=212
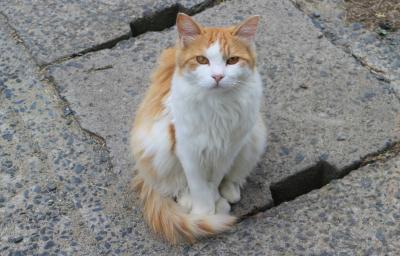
left=176, top=13, right=202, bottom=47
left=233, top=15, right=260, bottom=43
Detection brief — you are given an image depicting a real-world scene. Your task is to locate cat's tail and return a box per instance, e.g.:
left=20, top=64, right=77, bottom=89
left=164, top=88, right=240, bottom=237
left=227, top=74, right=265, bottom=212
left=133, top=176, right=237, bottom=244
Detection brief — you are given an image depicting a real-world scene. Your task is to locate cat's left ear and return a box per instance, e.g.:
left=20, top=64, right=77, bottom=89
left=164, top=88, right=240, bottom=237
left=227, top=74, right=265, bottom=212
left=176, top=13, right=202, bottom=47
left=233, top=15, right=260, bottom=43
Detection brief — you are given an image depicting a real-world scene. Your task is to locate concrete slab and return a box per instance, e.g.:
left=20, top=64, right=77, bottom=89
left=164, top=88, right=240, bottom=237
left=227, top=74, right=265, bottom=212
left=186, top=155, right=400, bottom=255
left=0, top=14, right=176, bottom=255
left=0, top=0, right=215, bottom=65
left=292, top=0, right=400, bottom=94
left=47, top=0, right=400, bottom=217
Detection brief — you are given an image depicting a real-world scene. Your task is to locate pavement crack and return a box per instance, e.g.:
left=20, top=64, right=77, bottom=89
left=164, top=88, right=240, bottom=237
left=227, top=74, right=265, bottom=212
left=351, top=53, right=391, bottom=82
left=270, top=161, right=338, bottom=206
left=40, top=71, right=110, bottom=153
left=357, top=141, right=400, bottom=167
left=40, top=33, right=131, bottom=69
left=41, top=0, right=225, bottom=68
left=0, top=12, right=40, bottom=67
left=68, top=33, right=132, bottom=59
left=130, top=0, right=221, bottom=37
left=84, top=65, right=114, bottom=73
left=241, top=141, right=400, bottom=220
left=288, top=0, right=393, bottom=85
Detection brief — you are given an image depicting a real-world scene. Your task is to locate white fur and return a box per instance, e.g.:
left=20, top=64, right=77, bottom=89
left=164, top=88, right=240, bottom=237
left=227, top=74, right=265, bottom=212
left=170, top=41, right=266, bottom=214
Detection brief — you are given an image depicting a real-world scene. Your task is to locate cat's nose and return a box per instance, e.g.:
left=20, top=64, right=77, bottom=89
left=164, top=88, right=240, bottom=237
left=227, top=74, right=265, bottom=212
left=212, top=74, right=224, bottom=83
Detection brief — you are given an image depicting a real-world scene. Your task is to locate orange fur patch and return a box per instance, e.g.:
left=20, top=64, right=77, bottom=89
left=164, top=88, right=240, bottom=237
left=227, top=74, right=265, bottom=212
left=133, top=48, right=175, bottom=130
left=198, top=220, right=214, bottom=235
left=168, top=123, right=176, bottom=152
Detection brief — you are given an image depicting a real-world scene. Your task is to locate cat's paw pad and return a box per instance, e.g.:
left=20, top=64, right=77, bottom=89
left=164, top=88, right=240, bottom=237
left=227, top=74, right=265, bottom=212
left=215, top=197, right=231, bottom=214
left=220, top=181, right=241, bottom=204
left=177, top=193, right=192, bottom=213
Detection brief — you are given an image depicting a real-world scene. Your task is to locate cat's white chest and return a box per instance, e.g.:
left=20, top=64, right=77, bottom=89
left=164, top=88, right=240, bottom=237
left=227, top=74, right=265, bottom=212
left=177, top=98, right=247, bottom=153
left=169, top=74, right=262, bottom=163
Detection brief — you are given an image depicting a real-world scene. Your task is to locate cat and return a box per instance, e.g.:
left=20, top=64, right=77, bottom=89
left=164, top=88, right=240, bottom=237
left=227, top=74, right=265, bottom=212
left=130, top=13, right=267, bottom=244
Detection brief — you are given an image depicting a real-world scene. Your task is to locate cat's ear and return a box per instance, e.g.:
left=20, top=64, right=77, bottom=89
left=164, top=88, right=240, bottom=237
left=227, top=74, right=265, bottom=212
left=233, top=15, right=260, bottom=43
left=176, top=13, right=202, bottom=46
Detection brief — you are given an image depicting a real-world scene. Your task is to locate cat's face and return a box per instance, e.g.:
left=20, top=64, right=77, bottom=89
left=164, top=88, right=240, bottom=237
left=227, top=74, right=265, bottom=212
left=176, top=14, right=259, bottom=90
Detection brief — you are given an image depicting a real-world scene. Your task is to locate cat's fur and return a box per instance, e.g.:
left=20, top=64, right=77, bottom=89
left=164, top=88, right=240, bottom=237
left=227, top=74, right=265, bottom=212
left=130, top=13, right=267, bottom=244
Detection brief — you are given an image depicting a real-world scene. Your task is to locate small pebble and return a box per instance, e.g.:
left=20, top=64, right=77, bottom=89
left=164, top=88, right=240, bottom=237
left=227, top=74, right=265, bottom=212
left=295, top=153, right=305, bottom=163
left=2, top=133, right=13, bottom=141
left=379, top=21, right=392, bottom=31
left=3, top=160, right=13, bottom=168
left=63, top=106, right=74, bottom=116
left=44, top=240, right=55, bottom=249
left=72, top=177, right=82, bottom=184
left=299, top=83, right=309, bottom=89
left=352, top=23, right=362, bottom=30
left=73, top=164, right=85, bottom=174
left=9, top=236, right=23, bottom=243
left=33, top=185, right=41, bottom=193
left=46, top=182, right=57, bottom=192
left=319, top=153, right=329, bottom=161
left=336, top=132, right=347, bottom=141
left=280, top=147, right=290, bottom=156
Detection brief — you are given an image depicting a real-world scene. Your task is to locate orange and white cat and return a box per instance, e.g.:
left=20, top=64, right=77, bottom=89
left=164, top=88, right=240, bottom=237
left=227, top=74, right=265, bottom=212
left=130, top=13, right=267, bottom=244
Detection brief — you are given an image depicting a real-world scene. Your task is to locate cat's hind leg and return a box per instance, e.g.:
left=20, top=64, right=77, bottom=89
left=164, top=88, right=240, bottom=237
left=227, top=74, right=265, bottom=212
left=220, top=116, right=267, bottom=204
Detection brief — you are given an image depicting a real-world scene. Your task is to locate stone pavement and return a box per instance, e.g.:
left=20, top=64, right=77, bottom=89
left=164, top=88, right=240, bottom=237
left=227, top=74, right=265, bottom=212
left=1, top=0, right=399, bottom=255
left=292, top=0, right=400, bottom=95
left=0, top=0, right=217, bottom=65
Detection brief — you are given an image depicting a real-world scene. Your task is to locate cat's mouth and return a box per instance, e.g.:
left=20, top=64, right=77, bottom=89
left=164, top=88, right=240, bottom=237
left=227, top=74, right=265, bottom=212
left=210, top=84, right=225, bottom=90
left=210, top=82, right=229, bottom=89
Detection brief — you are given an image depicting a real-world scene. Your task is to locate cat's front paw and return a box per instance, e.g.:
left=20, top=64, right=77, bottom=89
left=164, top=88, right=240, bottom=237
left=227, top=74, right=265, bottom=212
left=191, top=202, right=215, bottom=215
left=215, top=197, right=231, bottom=214
left=220, top=180, right=241, bottom=204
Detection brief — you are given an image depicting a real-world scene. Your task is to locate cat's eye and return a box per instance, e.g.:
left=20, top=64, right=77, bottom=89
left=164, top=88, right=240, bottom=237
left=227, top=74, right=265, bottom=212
left=226, top=56, right=239, bottom=65
left=196, top=56, right=209, bottom=65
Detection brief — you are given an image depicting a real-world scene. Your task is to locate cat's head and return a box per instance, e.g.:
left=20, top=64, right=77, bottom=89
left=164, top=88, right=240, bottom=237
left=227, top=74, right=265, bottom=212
left=175, top=13, right=260, bottom=90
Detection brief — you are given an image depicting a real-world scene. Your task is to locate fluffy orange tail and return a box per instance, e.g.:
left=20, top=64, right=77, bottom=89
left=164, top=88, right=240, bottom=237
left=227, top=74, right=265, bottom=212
left=133, top=176, right=237, bottom=244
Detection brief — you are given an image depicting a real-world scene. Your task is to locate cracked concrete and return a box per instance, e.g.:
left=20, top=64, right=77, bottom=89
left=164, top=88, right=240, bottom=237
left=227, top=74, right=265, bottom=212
left=1, top=0, right=400, bottom=255
left=187, top=154, right=400, bottom=255
left=291, top=0, right=400, bottom=97
left=1, top=0, right=218, bottom=66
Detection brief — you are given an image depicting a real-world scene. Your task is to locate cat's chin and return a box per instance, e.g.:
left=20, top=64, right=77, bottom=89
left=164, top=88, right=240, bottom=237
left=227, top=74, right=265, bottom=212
left=207, top=84, right=233, bottom=90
